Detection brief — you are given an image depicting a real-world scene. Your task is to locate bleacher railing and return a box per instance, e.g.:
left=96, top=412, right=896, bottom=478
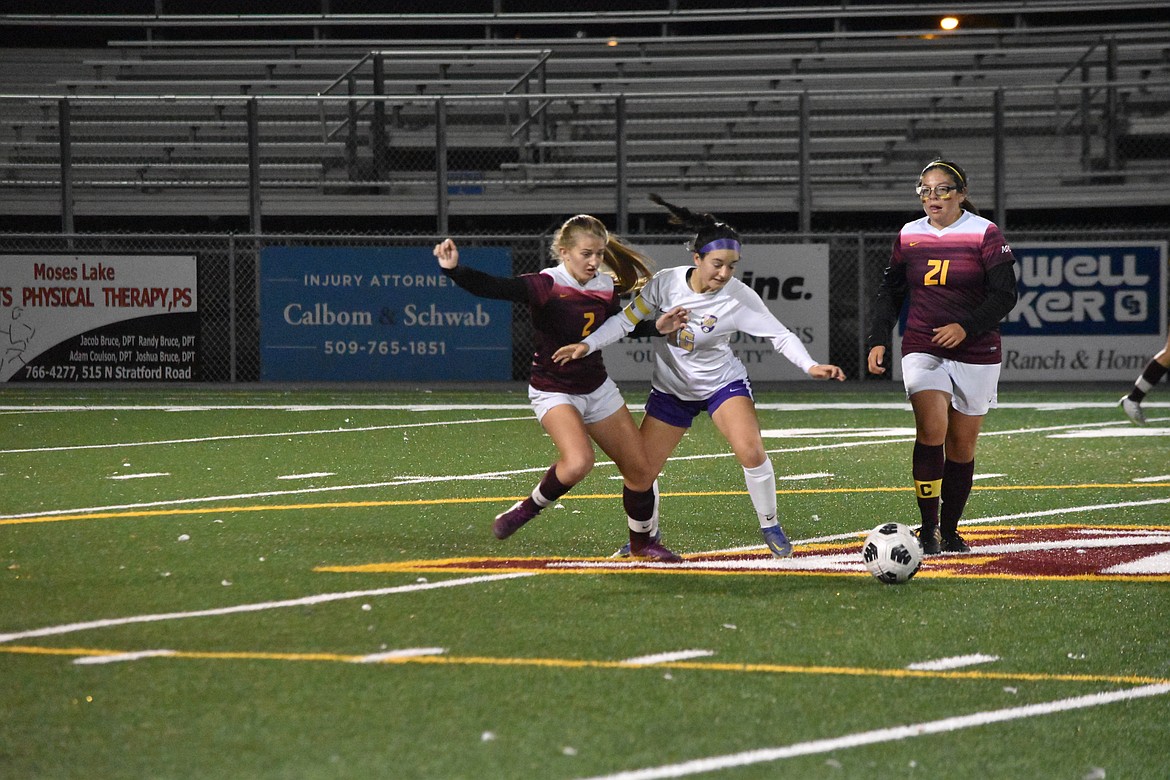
left=3, top=77, right=1168, bottom=234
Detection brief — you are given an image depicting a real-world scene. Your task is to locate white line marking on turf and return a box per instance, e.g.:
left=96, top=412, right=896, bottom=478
left=0, top=573, right=533, bottom=644
left=575, top=684, right=1170, bottom=780
left=354, top=647, right=447, bottom=663
left=973, top=473, right=1006, bottom=480
left=1052, top=427, right=1170, bottom=438
left=906, top=654, right=1000, bottom=671
left=107, top=472, right=170, bottom=480
left=622, top=650, right=716, bottom=666
left=0, top=416, right=1150, bottom=523
left=277, top=472, right=335, bottom=480
left=0, top=467, right=552, bottom=521
left=1134, top=474, right=1170, bottom=483
left=0, top=415, right=532, bottom=455
left=73, top=649, right=177, bottom=665
left=742, top=497, right=1170, bottom=554
left=1102, top=550, right=1170, bottom=575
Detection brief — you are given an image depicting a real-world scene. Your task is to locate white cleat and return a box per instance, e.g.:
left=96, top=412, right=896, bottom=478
left=1119, top=396, right=1147, bottom=425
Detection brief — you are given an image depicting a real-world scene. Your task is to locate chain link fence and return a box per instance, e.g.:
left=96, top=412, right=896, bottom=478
left=2, top=225, right=1166, bottom=383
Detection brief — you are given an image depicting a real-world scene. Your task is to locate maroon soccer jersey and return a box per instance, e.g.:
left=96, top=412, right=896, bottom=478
left=522, top=264, right=620, bottom=394
left=892, top=212, right=1017, bottom=364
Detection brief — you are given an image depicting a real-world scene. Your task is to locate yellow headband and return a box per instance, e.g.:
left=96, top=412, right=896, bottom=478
left=921, top=161, right=966, bottom=188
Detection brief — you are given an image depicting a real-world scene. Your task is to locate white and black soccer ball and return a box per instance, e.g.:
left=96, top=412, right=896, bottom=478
left=862, top=522, right=923, bottom=584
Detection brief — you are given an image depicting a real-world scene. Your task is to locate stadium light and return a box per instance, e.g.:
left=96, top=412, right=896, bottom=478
left=940, top=16, right=960, bottom=31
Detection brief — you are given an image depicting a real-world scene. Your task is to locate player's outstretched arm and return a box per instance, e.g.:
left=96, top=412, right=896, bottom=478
left=552, top=343, right=589, bottom=365
left=810, top=364, right=846, bottom=381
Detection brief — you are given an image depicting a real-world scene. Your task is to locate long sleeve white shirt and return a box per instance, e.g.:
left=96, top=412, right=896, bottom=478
left=582, top=266, right=819, bottom=400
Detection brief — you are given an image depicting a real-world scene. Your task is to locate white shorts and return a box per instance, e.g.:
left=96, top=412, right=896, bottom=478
left=528, top=376, right=627, bottom=425
left=901, top=352, right=1001, bottom=417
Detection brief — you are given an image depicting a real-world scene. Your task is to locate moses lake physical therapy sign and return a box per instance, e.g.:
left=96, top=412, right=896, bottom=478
left=893, top=242, right=1168, bottom=382
left=601, top=243, right=831, bottom=382
left=260, top=246, right=512, bottom=381
left=0, top=254, right=198, bottom=382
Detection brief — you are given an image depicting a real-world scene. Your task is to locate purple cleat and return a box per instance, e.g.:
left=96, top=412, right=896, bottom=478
left=629, top=540, right=683, bottom=563
left=492, top=501, right=538, bottom=540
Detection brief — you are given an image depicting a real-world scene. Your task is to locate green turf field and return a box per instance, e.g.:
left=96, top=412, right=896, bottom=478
left=1, top=385, right=1168, bottom=779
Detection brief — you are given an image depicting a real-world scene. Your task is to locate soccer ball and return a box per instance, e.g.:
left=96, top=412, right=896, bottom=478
left=862, top=522, right=923, bottom=584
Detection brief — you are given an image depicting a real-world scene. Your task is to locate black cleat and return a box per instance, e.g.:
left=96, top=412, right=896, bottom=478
left=917, top=524, right=942, bottom=555
left=941, top=532, right=971, bottom=553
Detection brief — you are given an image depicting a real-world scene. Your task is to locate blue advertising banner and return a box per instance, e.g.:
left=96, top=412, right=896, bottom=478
left=1003, top=242, right=1165, bottom=336
left=260, top=246, right=512, bottom=381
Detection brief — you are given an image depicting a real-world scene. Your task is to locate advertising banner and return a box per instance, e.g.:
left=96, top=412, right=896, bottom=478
left=260, top=246, right=512, bottom=381
left=0, top=254, right=199, bottom=382
left=601, top=243, right=830, bottom=382
left=891, top=241, right=1168, bottom=381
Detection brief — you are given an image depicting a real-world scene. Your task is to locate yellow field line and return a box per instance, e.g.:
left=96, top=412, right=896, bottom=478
left=2, top=482, right=1166, bottom=525
left=4, top=643, right=1166, bottom=687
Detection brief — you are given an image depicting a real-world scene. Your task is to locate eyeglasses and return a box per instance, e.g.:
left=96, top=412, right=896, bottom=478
left=916, top=184, right=959, bottom=200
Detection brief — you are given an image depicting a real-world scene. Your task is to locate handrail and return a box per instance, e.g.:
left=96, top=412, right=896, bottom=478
left=319, top=51, right=372, bottom=96
left=3, top=3, right=1168, bottom=27
left=3, top=78, right=1162, bottom=103
left=505, top=50, right=553, bottom=96
left=1056, top=36, right=1107, bottom=84
left=96, top=24, right=1170, bottom=51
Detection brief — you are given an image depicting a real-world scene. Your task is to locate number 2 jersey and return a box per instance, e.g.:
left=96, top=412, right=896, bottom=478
left=442, top=261, right=618, bottom=394
left=580, top=265, right=819, bottom=401
left=868, top=211, right=1019, bottom=365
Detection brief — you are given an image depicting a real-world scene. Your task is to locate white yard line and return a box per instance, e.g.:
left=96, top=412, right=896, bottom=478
left=0, top=467, right=550, bottom=521
left=0, top=415, right=532, bottom=455
left=906, top=654, right=1000, bottom=671
left=575, top=684, right=1170, bottom=780
left=353, top=648, right=447, bottom=663
left=73, top=649, right=177, bottom=665
left=622, top=650, right=716, bottom=666
left=790, top=497, right=1170, bottom=549
left=0, top=573, right=533, bottom=644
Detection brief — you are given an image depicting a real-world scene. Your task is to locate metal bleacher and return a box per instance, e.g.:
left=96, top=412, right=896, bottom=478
left=1, top=8, right=1169, bottom=224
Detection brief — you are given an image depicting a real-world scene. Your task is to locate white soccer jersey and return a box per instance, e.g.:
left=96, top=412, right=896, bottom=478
left=582, top=266, right=819, bottom=400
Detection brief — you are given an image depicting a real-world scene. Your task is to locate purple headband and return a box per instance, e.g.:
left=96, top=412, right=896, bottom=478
left=698, top=238, right=741, bottom=254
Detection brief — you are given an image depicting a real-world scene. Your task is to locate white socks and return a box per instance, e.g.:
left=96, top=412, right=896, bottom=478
left=743, top=458, right=778, bottom=528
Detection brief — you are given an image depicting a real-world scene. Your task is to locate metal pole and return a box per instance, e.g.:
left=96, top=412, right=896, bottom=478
left=856, top=234, right=867, bottom=378
left=436, top=97, right=449, bottom=235
left=58, top=98, right=74, bottom=234
left=372, top=53, right=388, bottom=181
left=1079, top=64, right=1092, bottom=169
left=1105, top=39, right=1119, bottom=170
left=798, top=91, right=811, bottom=234
left=246, top=98, right=262, bottom=234
left=346, top=75, right=358, bottom=179
left=228, top=232, right=237, bottom=383
left=993, top=88, right=1006, bottom=230
left=615, top=94, right=628, bottom=234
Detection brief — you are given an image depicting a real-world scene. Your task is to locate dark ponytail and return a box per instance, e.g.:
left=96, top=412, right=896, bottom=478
left=650, top=193, right=741, bottom=254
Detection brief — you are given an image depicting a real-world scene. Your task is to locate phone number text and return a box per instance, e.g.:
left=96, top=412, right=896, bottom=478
left=323, top=340, right=447, bottom=356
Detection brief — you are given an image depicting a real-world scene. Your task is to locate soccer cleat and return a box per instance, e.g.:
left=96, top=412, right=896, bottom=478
left=491, top=501, right=537, bottom=540
left=629, top=540, right=683, bottom=562
left=612, top=530, right=660, bottom=558
left=941, top=532, right=971, bottom=553
left=917, top=524, right=942, bottom=555
left=761, top=524, right=793, bottom=558
left=1120, top=395, right=1147, bottom=425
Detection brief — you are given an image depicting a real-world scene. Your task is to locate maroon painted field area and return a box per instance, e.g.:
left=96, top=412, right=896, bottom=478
left=319, top=524, right=1170, bottom=582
